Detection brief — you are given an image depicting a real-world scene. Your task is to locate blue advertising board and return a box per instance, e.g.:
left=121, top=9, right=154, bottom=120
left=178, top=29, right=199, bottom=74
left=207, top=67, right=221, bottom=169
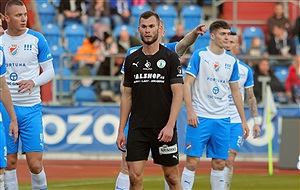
left=42, top=105, right=300, bottom=154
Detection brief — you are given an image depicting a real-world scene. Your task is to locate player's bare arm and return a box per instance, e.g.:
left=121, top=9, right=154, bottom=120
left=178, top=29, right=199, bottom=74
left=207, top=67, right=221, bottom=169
left=176, top=24, right=207, bottom=55
left=230, top=82, right=250, bottom=139
left=245, top=87, right=261, bottom=138
left=116, top=86, right=132, bottom=152
left=183, top=74, right=199, bottom=128
left=1, top=76, right=18, bottom=143
left=158, top=83, right=183, bottom=143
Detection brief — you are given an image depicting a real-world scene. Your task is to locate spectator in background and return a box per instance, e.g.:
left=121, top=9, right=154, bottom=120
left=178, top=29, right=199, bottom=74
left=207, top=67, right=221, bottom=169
left=95, top=31, right=119, bottom=102
left=110, top=0, right=135, bottom=29
left=169, top=23, right=189, bottom=70
left=169, top=24, right=185, bottom=42
left=57, top=0, right=88, bottom=30
left=73, top=36, right=103, bottom=74
left=246, top=37, right=266, bottom=67
left=285, top=55, right=300, bottom=103
left=267, top=2, right=292, bottom=39
left=267, top=24, right=296, bottom=65
left=292, top=16, right=300, bottom=43
left=253, top=59, right=286, bottom=103
left=87, top=0, right=111, bottom=29
left=115, top=28, right=142, bottom=76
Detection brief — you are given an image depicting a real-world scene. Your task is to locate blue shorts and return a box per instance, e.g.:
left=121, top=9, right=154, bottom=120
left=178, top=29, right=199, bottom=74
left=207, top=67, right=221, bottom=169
left=124, top=121, right=129, bottom=138
left=184, top=117, right=230, bottom=160
left=229, top=123, right=244, bottom=152
left=1, top=103, right=44, bottom=154
left=0, top=122, right=7, bottom=168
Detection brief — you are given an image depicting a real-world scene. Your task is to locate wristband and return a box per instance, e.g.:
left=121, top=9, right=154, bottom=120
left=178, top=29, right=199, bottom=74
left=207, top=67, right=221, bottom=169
left=253, top=117, right=259, bottom=125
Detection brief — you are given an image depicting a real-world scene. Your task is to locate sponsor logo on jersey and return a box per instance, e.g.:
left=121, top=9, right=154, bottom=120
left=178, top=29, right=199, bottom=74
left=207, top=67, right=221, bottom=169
left=213, top=62, right=220, bottom=72
left=159, top=144, right=177, bottom=155
left=24, top=44, right=32, bottom=51
left=177, top=66, right=183, bottom=77
left=9, top=44, right=19, bottom=56
left=212, top=86, right=219, bottom=94
left=225, top=63, right=231, bottom=70
left=157, top=59, right=166, bottom=69
left=9, top=72, right=18, bottom=81
left=143, top=60, right=152, bottom=70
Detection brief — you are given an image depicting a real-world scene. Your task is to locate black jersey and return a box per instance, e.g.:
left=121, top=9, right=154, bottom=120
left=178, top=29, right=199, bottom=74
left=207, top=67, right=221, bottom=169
left=123, top=44, right=183, bottom=129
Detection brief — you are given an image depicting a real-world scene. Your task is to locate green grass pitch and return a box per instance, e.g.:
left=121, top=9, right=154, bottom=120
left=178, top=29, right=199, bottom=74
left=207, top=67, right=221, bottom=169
left=19, top=173, right=299, bottom=189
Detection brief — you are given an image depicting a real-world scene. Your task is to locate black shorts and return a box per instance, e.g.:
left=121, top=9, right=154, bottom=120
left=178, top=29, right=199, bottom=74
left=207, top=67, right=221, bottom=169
left=126, top=127, right=179, bottom=166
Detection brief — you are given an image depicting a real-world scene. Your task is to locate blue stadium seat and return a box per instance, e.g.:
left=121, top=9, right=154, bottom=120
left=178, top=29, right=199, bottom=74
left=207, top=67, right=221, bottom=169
left=131, top=5, right=152, bottom=30
left=192, top=30, right=210, bottom=51
left=273, top=65, right=289, bottom=86
left=55, top=67, right=73, bottom=96
left=155, top=4, right=177, bottom=38
left=37, top=2, right=56, bottom=25
left=64, top=23, right=86, bottom=53
left=49, top=44, right=65, bottom=70
left=42, top=23, right=61, bottom=47
left=242, top=26, right=264, bottom=53
left=113, top=25, right=136, bottom=39
left=74, top=85, right=97, bottom=104
left=181, top=5, right=202, bottom=33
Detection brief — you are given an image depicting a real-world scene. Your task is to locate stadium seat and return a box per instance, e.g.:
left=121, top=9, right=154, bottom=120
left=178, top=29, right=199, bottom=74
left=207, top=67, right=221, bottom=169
left=113, top=25, right=136, bottom=39
left=55, top=67, right=73, bottom=97
left=42, top=23, right=61, bottom=47
left=273, top=65, right=289, bottom=85
left=192, top=29, right=210, bottom=51
left=155, top=4, right=177, bottom=38
left=49, top=44, right=65, bottom=70
left=242, top=26, right=264, bottom=53
left=131, top=5, right=152, bottom=29
left=64, top=23, right=86, bottom=53
left=37, top=2, right=56, bottom=25
left=181, top=5, right=202, bottom=33
left=74, top=85, right=97, bottom=104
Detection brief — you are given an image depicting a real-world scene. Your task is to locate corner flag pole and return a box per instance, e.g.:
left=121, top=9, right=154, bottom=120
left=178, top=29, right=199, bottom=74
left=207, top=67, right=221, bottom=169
left=265, top=85, right=277, bottom=176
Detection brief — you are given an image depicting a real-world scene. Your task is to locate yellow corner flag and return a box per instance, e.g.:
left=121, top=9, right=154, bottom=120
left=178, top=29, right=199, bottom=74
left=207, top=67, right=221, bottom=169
left=262, top=85, right=278, bottom=176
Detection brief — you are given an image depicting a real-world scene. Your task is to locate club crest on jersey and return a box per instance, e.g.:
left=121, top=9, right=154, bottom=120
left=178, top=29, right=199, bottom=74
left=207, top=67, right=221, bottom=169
left=157, top=59, right=166, bottom=69
left=9, top=45, right=19, bottom=56
left=213, top=62, right=220, bottom=72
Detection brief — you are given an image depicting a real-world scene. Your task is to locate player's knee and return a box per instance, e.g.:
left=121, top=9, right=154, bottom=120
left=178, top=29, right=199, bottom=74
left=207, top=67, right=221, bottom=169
left=129, top=172, right=143, bottom=185
left=27, top=160, right=43, bottom=174
left=212, top=159, right=225, bottom=170
left=6, top=155, right=18, bottom=170
left=165, top=173, right=181, bottom=188
left=186, top=157, right=199, bottom=171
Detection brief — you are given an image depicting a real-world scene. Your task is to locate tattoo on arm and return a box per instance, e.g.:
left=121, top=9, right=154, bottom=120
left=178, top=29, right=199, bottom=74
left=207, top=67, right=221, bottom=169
left=246, top=87, right=258, bottom=117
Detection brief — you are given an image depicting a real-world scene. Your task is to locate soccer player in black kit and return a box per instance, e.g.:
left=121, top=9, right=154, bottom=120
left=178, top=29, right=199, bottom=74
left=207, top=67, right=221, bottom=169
left=116, top=11, right=184, bottom=190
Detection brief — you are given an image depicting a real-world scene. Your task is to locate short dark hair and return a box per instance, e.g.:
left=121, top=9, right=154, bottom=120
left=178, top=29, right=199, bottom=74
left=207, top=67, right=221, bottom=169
left=89, top=36, right=100, bottom=44
left=139, top=11, right=160, bottom=25
left=5, top=0, right=25, bottom=15
left=209, top=20, right=231, bottom=34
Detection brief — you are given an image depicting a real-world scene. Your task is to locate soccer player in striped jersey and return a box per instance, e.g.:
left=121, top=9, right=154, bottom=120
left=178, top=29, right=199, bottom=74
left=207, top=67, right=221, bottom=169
left=2, top=1, right=54, bottom=189
left=115, top=19, right=207, bottom=190
left=0, top=12, right=18, bottom=190
left=223, top=31, right=261, bottom=190
left=181, top=20, right=250, bottom=190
